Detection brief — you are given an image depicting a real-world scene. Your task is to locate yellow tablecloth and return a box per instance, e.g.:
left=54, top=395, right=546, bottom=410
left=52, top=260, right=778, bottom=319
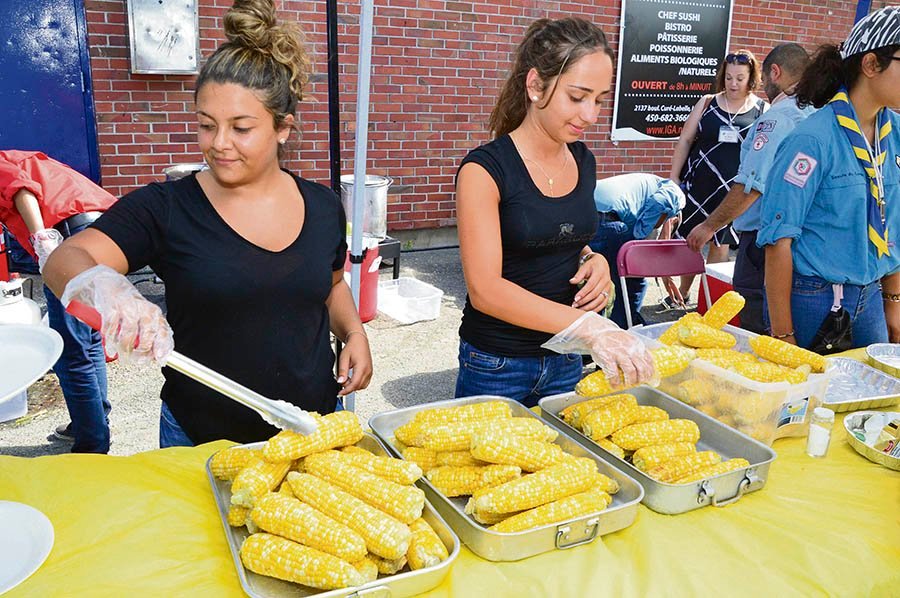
left=1, top=410, right=897, bottom=597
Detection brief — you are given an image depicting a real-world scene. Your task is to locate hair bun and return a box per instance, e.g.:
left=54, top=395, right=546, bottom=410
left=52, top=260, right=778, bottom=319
left=225, top=0, right=278, bottom=50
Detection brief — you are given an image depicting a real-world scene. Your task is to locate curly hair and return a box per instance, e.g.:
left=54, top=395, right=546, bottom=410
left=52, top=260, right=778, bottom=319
left=195, top=0, right=312, bottom=130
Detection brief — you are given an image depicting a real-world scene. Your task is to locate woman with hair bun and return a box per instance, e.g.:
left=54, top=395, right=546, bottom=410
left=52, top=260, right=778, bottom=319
left=42, top=0, right=372, bottom=446
left=759, top=6, right=900, bottom=349
left=454, top=17, right=655, bottom=407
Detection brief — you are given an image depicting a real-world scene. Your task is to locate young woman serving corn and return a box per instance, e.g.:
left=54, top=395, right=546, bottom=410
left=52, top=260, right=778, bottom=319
left=454, top=18, right=654, bottom=406
left=42, top=0, right=372, bottom=446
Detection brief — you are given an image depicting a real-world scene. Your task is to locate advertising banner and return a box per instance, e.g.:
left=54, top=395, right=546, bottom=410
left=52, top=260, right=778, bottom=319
left=611, top=0, right=733, bottom=141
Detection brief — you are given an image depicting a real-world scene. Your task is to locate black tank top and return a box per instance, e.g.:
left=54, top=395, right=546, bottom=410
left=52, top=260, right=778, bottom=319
left=458, top=135, right=599, bottom=357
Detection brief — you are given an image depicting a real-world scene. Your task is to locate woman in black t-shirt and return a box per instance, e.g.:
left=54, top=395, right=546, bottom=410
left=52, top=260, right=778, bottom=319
left=42, top=0, right=372, bottom=445
left=455, top=18, right=654, bottom=407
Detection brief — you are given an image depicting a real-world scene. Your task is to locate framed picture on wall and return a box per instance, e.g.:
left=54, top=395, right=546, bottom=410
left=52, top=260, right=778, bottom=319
left=127, top=0, right=200, bottom=74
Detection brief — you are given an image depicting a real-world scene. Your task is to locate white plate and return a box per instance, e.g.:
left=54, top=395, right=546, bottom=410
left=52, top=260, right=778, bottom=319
left=0, top=325, right=63, bottom=404
left=0, top=501, right=54, bottom=593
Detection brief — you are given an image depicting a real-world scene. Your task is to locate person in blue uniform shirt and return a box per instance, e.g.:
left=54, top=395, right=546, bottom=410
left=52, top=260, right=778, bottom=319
left=687, top=43, right=814, bottom=334
left=757, top=7, right=900, bottom=349
left=590, top=173, right=684, bottom=328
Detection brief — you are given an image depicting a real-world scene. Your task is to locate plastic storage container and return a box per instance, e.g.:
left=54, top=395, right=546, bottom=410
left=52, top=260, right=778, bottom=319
left=377, top=277, right=443, bottom=324
left=340, top=174, right=392, bottom=240
left=631, top=321, right=834, bottom=446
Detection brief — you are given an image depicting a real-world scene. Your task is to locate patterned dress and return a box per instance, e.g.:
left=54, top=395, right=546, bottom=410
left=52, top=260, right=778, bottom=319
left=677, top=96, right=767, bottom=246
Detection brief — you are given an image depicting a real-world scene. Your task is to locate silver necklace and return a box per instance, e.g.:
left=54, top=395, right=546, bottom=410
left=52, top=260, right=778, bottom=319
left=513, top=137, right=570, bottom=192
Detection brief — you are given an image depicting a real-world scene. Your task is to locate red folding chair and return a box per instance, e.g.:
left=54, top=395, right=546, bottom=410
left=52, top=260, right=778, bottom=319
left=616, top=239, right=711, bottom=329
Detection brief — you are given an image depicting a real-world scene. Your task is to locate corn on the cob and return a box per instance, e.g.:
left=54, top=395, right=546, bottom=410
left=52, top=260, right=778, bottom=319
left=286, top=472, right=411, bottom=560
left=581, top=395, right=640, bottom=441
left=560, top=394, right=630, bottom=429
left=413, top=417, right=556, bottom=451
left=676, top=379, right=712, bottom=406
left=337, top=445, right=423, bottom=485
left=470, top=509, right=515, bottom=525
left=701, top=290, right=745, bottom=329
left=249, top=492, right=368, bottom=562
left=402, top=446, right=438, bottom=471
left=645, top=451, right=722, bottom=483
left=227, top=505, right=250, bottom=527
left=436, top=450, right=485, bottom=467
left=610, top=418, right=701, bottom=451
left=674, top=458, right=751, bottom=484
left=658, top=312, right=703, bottom=345
left=632, top=442, right=697, bottom=471
left=351, top=557, right=379, bottom=583
left=231, top=459, right=293, bottom=508
left=426, top=464, right=521, bottom=497
left=394, top=420, right=426, bottom=446
left=633, top=405, right=669, bottom=424
left=369, top=554, right=407, bottom=575
left=263, top=411, right=364, bottom=462
left=695, top=347, right=756, bottom=363
left=749, top=334, right=827, bottom=372
left=469, top=431, right=565, bottom=471
left=678, top=322, right=737, bottom=349
left=407, top=518, right=449, bottom=570
left=410, top=401, right=512, bottom=425
left=240, top=533, right=366, bottom=590
left=731, top=361, right=808, bottom=384
left=305, top=450, right=425, bottom=524
left=489, top=487, right=612, bottom=533
left=574, top=345, right=695, bottom=397
left=466, top=457, right=597, bottom=515
left=277, top=481, right=295, bottom=497
left=588, top=471, right=620, bottom=494
left=595, top=437, right=626, bottom=459
left=210, top=446, right=263, bottom=480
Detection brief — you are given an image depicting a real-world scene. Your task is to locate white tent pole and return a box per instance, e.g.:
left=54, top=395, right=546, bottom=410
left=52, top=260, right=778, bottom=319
left=345, top=0, right=376, bottom=413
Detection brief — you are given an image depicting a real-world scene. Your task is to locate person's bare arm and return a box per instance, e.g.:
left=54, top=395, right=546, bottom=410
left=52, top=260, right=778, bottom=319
left=686, top=186, right=761, bottom=252
left=42, top=228, right=129, bottom=299
left=764, top=238, right=795, bottom=343
left=12, top=189, right=46, bottom=233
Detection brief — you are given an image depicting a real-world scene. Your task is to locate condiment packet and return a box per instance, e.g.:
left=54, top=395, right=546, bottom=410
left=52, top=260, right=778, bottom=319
left=873, top=419, right=900, bottom=458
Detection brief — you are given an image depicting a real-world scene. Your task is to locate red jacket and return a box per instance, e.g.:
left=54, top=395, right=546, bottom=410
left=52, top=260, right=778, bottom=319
left=0, top=150, right=117, bottom=258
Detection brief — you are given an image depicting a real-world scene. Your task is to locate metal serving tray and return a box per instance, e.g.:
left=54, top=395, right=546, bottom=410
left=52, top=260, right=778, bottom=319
left=539, top=387, right=777, bottom=515
left=206, top=433, right=460, bottom=598
left=367, top=396, right=644, bottom=562
left=823, top=358, right=900, bottom=413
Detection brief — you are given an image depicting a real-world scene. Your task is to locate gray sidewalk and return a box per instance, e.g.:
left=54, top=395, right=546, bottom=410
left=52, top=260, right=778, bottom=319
left=0, top=247, right=685, bottom=457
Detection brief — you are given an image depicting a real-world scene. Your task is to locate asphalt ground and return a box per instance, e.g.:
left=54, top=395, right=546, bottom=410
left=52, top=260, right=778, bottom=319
left=0, top=247, right=690, bottom=457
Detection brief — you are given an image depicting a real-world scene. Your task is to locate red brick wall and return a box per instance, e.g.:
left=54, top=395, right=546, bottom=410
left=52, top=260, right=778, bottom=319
left=84, top=0, right=876, bottom=232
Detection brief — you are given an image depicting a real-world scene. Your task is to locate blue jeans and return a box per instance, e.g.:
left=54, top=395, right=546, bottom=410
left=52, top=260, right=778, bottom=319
left=588, top=215, right=646, bottom=328
left=44, top=221, right=110, bottom=453
left=159, top=402, right=194, bottom=448
left=790, top=274, right=887, bottom=350
left=159, top=397, right=346, bottom=448
left=455, top=340, right=583, bottom=408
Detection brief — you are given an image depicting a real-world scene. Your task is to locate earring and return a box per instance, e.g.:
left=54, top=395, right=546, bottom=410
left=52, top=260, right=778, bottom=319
left=531, top=96, right=539, bottom=101
left=278, top=138, right=286, bottom=145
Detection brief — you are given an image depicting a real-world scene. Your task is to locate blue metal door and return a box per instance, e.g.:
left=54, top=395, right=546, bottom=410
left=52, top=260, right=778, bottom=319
left=0, top=0, right=100, bottom=182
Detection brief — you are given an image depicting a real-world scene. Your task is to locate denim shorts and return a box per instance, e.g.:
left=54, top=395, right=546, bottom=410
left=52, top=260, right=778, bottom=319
left=790, top=274, right=886, bottom=350
left=454, top=339, right=583, bottom=408
left=159, top=401, right=194, bottom=448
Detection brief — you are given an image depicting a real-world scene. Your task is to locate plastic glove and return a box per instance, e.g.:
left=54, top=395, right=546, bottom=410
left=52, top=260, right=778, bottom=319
left=541, top=312, right=656, bottom=388
left=61, top=264, right=173, bottom=365
left=29, top=228, right=64, bottom=273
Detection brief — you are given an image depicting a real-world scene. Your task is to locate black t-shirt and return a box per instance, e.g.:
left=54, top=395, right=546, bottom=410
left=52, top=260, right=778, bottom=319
left=458, top=135, right=599, bottom=357
left=92, top=172, right=347, bottom=444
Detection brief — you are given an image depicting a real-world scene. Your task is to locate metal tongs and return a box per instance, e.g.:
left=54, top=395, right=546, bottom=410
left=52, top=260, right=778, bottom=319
left=66, top=301, right=317, bottom=435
